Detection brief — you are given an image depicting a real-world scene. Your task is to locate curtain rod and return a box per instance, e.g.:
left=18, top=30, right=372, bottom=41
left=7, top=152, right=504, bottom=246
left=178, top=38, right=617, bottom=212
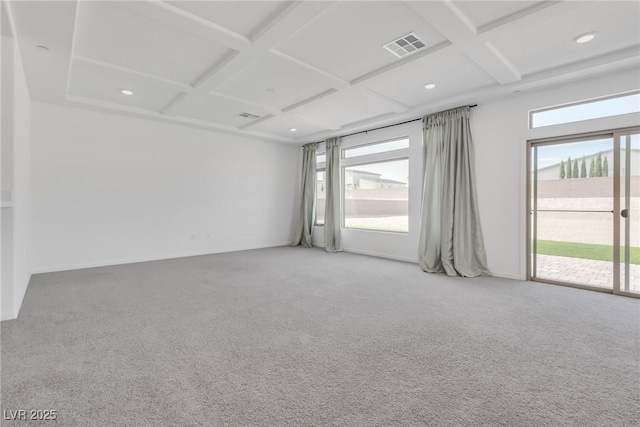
left=313, top=104, right=477, bottom=144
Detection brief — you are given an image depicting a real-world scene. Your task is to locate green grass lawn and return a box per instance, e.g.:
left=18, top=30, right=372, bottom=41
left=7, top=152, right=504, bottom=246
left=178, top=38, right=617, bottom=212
left=536, top=240, right=640, bottom=264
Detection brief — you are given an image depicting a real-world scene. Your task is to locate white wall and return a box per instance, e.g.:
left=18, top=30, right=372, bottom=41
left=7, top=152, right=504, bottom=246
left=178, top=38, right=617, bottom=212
left=31, top=103, right=300, bottom=273
left=311, top=67, right=640, bottom=280
left=1, top=30, right=32, bottom=321
left=473, top=67, right=640, bottom=280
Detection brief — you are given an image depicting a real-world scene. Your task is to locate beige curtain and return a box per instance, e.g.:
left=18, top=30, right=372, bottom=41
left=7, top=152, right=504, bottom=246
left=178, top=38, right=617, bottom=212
left=292, top=144, right=316, bottom=248
left=418, top=106, right=489, bottom=277
left=324, top=137, right=342, bottom=252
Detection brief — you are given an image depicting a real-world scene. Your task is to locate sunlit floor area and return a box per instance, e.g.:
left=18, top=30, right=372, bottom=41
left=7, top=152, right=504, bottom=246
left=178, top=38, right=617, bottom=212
left=344, top=216, right=408, bottom=233
left=536, top=254, right=640, bottom=292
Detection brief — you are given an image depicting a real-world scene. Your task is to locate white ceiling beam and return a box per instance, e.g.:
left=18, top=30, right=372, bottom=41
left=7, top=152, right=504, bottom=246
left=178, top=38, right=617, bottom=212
left=159, top=0, right=345, bottom=123
left=251, top=1, right=338, bottom=49
left=238, top=114, right=275, bottom=131
left=476, top=1, right=585, bottom=39
left=364, top=89, right=411, bottom=114
left=350, top=41, right=453, bottom=86
left=520, top=44, right=640, bottom=85
left=162, top=50, right=255, bottom=116
left=406, top=0, right=521, bottom=85
left=269, top=50, right=350, bottom=89
left=209, top=91, right=281, bottom=116
left=121, top=1, right=250, bottom=52
left=63, top=93, right=294, bottom=144
left=72, top=55, right=194, bottom=94
left=281, top=89, right=338, bottom=113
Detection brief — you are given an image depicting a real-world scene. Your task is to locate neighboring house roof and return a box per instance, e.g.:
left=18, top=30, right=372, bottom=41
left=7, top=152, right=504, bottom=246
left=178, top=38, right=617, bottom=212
left=348, top=169, right=382, bottom=177
left=379, top=178, right=407, bottom=185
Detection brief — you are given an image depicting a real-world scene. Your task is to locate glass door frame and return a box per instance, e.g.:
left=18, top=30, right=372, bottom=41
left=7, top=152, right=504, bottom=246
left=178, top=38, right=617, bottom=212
left=526, top=126, right=640, bottom=298
left=614, top=129, right=640, bottom=297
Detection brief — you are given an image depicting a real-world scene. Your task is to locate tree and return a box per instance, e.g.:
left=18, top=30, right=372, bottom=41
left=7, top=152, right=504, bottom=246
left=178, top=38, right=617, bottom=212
left=580, top=157, right=587, bottom=178
left=595, top=152, right=603, bottom=177
left=572, top=159, right=579, bottom=178
left=566, top=156, right=572, bottom=179
left=603, top=156, right=609, bottom=177
left=559, top=160, right=565, bottom=179
left=589, top=159, right=595, bottom=177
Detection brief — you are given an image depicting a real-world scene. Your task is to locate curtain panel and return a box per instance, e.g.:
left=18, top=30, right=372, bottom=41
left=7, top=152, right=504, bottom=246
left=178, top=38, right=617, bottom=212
left=324, top=137, right=343, bottom=253
left=292, top=144, right=317, bottom=248
left=418, top=106, right=490, bottom=277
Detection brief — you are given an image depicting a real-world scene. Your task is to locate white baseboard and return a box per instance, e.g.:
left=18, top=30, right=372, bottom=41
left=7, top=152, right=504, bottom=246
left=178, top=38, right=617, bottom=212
left=1, top=273, right=33, bottom=322
left=33, top=243, right=291, bottom=275
left=344, top=250, right=524, bottom=281
left=343, top=248, right=417, bottom=264
left=1, top=308, right=17, bottom=322
left=490, top=271, right=524, bottom=281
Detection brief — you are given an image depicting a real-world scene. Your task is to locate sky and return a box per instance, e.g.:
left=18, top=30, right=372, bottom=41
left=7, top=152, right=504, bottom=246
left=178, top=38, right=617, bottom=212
left=535, top=134, right=639, bottom=170
left=532, top=92, right=639, bottom=128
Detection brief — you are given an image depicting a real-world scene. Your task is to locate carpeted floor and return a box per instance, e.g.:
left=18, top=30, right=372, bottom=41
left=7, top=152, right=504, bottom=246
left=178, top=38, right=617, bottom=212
left=1, top=247, right=639, bottom=426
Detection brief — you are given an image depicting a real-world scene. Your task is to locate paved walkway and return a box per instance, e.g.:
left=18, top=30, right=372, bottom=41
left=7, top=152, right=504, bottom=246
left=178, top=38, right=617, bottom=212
left=536, top=254, right=640, bottom=293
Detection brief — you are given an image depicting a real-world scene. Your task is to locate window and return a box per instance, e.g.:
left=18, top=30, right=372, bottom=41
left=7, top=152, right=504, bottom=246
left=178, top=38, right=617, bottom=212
left=342, top=137, right=409, bottom=233
left=343, top=138, right=409, bottom=158
left=315, top=151, right=325, bottom=226
left=316, top=170, right=325, bottom=225
left=530, top=91, right=640, bottom=128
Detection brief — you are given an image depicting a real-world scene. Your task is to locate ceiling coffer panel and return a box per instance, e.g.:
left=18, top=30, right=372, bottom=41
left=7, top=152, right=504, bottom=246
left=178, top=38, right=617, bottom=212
left=293, top=88, right=399, bottom=130
left=216, top=56, right=335, bottom=111
left=249, top=114, right=329, bottom=139
left=489, top=1, right=640, bottom=76
left=73, top=1, right=232, bottom=85
left=68, top=60, right=183, bottom=112
left=275, top=1, right=447, bottom=81
left=366, top=51, right=496, bottom=107
left=179, top=94, right=274, bottom=128
left=166, top=1, right=290, bottom=39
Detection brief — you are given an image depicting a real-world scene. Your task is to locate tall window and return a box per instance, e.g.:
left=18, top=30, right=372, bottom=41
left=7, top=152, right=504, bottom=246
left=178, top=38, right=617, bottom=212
left=342, top=138, right=409, bottom=233
left=316, top=151, right=325, bottom=226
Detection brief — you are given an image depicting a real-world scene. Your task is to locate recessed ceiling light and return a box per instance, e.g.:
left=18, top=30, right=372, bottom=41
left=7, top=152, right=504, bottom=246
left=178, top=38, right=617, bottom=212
left=289, top=128, right=297, bottom=132
left=121, top=89, right=134, bottom=96
left=35, top=45, right=50, bottom=52
left=424, top=83, right=436, bottom=90
left=574, top=32, right=597, bottom=44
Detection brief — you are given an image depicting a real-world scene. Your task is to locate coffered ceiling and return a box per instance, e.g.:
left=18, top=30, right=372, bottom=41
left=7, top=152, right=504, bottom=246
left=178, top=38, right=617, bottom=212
left=5, top=1, right=640, bottom=144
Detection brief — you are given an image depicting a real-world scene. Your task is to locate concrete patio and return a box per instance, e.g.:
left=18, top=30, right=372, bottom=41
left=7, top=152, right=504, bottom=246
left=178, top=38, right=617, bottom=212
left=536, top=254, right=640, bottom=293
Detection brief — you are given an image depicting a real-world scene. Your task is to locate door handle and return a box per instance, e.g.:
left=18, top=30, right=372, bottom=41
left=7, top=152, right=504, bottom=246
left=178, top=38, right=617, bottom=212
left=621, top=209, right=629, bottom=218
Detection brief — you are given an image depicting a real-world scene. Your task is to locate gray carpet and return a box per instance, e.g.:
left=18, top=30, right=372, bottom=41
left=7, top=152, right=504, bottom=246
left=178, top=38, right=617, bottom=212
left=1, top=247, right=639, bottom=426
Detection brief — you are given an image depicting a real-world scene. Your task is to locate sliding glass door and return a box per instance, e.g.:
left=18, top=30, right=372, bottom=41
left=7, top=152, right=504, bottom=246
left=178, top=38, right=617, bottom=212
left=529, top=128, right=639, bottom=297
left=616, top=131, right=639, bottom=295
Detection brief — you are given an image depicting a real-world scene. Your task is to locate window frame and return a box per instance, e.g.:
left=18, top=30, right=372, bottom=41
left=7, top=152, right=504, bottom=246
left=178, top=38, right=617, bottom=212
left=340, top=136, right=410, bottom=233
left=342, top=136, right=410, bottom=159
left=529, top=90, right=640, bottom=129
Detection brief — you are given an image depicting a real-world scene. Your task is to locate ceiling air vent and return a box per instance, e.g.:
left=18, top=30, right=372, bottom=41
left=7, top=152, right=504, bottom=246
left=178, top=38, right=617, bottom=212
left=238, top=112, right=261, bottom=120
left=383, top=32, right=426, bottom=58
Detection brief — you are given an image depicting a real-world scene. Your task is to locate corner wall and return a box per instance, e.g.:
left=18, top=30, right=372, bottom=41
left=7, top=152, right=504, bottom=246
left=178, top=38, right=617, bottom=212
left=31, top=103, right=300, bottom=273
left=1, top=28, right=32, bottom=320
